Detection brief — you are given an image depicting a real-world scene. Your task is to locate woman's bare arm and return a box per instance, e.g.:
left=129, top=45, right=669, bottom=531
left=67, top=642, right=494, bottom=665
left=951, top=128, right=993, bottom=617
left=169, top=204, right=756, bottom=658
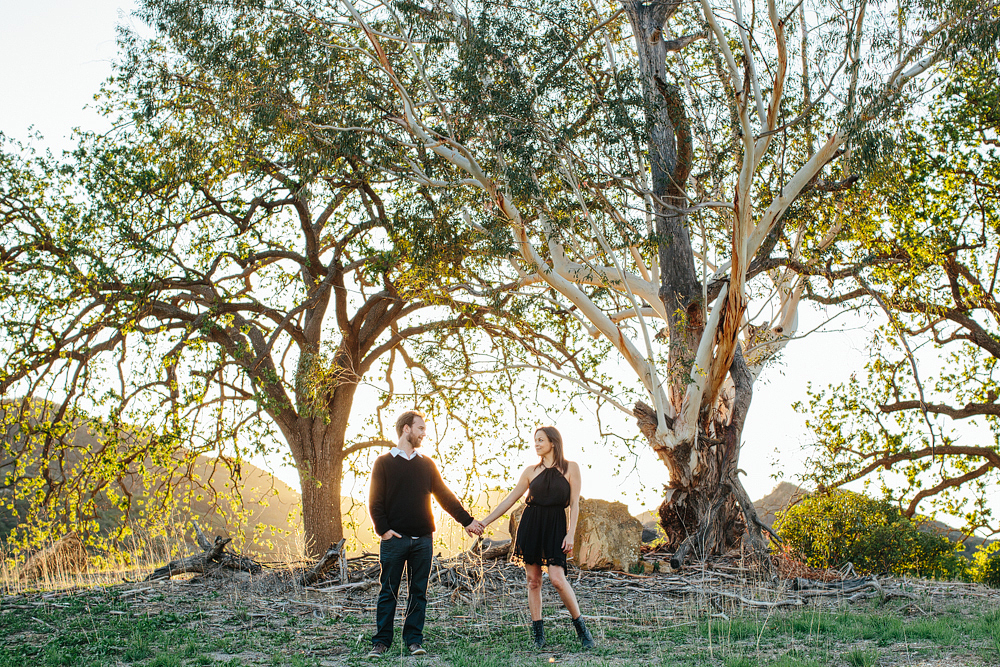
left=481, top=467, right=532, bottom=526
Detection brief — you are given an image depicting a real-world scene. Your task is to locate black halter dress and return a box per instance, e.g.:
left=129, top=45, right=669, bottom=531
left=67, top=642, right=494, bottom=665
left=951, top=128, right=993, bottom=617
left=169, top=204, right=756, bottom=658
left=513, top=465, right=571, bottom=568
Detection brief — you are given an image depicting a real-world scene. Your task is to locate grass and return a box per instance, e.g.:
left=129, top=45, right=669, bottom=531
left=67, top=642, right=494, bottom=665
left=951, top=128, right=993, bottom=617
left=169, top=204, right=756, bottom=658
left=844, top=648, right=880, bottom=667
left=1, top=549, right=999, bottom=666
left=1, top=590, right=999, bottom=666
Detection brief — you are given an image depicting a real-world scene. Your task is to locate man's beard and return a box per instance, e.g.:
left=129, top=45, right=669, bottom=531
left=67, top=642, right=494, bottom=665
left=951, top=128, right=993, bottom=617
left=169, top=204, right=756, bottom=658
left=407, top=433, right=423, bottom=448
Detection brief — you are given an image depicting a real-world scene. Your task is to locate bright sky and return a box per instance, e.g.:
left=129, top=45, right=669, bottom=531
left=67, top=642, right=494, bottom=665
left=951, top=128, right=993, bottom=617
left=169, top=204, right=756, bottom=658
left=0, top=2, right=898, bottom=516
left=0, top=1, right=138, bottom=155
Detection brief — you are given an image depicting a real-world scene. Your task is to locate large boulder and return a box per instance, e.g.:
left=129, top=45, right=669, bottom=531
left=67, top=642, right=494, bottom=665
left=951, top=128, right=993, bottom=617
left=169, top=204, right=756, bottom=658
left=509, top=497, right=642, bottom=571
left=752, top=481, right=807, bottom=529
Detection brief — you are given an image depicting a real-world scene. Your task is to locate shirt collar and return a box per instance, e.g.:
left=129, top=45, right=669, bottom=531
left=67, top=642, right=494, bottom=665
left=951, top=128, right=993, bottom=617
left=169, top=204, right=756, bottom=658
left=390, top=447, right=423, bottom=460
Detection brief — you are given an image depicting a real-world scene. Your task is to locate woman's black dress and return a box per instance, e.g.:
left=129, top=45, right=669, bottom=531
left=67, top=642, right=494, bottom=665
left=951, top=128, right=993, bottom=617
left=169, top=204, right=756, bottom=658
left=514, top=465, right=571, bottom=568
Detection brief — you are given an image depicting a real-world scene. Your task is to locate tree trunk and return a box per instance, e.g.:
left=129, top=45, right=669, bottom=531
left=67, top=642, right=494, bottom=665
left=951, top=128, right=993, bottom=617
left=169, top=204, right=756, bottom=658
left=658, top=448, right=748, bottom=568
left=640, top=348, right=771, bottom=567
left=624, top=0, right=704, bottom=403
left=299, top=454, right=345, bottom=557
left=620, top=1, right=769, bottom=567
left=292, top=347, right=362, bottom=557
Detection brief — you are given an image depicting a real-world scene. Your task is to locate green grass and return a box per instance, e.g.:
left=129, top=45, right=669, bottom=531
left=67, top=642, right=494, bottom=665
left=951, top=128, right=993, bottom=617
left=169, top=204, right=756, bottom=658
left=0, top=585, right=997, bottom=666
left=844, top=648, right=880, bottom=667
left=147, top=656, right=181, bottom=667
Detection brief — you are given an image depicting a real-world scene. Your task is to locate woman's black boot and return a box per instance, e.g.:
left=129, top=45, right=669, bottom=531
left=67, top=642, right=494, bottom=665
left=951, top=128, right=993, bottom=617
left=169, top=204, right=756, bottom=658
left=572, top=615, right=595, bottom=649
left=531, top=619, right=546, bottom=648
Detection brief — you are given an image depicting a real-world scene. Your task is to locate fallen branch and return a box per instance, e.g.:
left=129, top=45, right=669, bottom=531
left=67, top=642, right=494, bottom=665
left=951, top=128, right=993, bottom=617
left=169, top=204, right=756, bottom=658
left=298, top=539, right=347, bottom=587
left=144, top=522, right=262, bottom=581
left=469, top=537, right=511, bottom=561
left=309, top=580, right=376, bottom=593
left=687, top=586, right=805, bottom=608
left=145, top=535, right=230, bottom=581
left=791, top=576, right=881, bottom=596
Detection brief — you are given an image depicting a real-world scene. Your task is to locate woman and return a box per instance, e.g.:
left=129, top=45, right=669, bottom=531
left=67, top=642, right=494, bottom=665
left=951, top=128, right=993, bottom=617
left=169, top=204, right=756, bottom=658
left=481, top=426, right=595, bottom=649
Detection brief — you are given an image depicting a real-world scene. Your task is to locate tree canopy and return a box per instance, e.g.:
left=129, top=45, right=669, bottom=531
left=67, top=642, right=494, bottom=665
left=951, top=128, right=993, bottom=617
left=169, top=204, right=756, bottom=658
left=251, top=0, right=996, bottom=564
left=797, top=55, right=1000, bottom=539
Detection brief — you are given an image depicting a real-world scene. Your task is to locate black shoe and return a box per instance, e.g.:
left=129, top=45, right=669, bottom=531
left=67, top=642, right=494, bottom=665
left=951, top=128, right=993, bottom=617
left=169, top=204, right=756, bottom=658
left=531, top=619, right=546, bottom=648
left=409, top=644, right=427, bottom=656
left=572, top=616, right=595, bottom=649
left=367, top=643, right=389, bottom=658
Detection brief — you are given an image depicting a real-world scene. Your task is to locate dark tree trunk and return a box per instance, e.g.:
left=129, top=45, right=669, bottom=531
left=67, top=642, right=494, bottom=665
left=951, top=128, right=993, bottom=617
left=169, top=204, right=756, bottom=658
left=299, top=453, right=345, bottom=557
left=624, top=0, right=704, bottom=403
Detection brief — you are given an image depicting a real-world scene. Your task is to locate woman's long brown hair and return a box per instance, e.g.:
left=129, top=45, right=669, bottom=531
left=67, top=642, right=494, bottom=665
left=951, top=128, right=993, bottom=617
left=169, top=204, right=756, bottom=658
left=534, top=425, right=568, bottom=474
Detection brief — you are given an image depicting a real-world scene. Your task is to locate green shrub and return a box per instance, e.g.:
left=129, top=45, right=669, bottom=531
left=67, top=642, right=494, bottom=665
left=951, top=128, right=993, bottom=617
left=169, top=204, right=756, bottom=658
left=971, top=542, right=1000, bottom=587
left=774, top=490, right=964, bottom=577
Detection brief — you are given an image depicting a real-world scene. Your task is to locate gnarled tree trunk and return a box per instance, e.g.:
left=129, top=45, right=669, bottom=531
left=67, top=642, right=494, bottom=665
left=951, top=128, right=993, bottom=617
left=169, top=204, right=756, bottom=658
left=624, top=0, right=764, bottom=565
left=637, top=349, right=771, bottom=567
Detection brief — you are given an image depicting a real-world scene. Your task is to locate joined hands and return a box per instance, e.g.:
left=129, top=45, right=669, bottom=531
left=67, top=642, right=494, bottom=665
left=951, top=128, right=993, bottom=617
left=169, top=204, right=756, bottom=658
left=465, top=519, right=486, bottom=536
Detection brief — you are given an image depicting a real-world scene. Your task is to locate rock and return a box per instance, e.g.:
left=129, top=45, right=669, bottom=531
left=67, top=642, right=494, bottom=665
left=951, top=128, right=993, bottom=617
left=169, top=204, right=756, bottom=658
left=509, top=497, right=643, bottom=571
left=507, top=503, right=527, bottom=544
left=479, top=537, right=510, bottom=550
left=642, top=521, right=665, bottom=544
left=20, top=532, right=88, bottom=581
left=575, top=499, right=643, bottom=570
left=634, top=510, right=666, bottom=544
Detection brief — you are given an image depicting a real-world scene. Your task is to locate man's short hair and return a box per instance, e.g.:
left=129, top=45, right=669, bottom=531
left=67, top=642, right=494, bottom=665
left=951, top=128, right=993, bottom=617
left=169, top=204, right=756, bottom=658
left=395, top=410, right=426, bottom=437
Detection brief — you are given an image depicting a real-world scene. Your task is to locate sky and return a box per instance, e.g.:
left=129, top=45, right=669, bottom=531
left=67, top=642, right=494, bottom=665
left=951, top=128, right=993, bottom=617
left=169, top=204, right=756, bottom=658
left=0, top=1, right=901, bottom=516
left=0, top=1, right=139, bottom=155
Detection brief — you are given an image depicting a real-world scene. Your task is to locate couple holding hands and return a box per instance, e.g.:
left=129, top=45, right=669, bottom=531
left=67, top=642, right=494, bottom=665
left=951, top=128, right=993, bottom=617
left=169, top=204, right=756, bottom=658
left=367, top=410, right=595, bottom=658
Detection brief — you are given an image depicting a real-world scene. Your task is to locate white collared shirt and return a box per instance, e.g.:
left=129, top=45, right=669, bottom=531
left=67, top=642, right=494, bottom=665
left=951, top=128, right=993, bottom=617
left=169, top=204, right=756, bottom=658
left=390, top=447, right=423, bottom=461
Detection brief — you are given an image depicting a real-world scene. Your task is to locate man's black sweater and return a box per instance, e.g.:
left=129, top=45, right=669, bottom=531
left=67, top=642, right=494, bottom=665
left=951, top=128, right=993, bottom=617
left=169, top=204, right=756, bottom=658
left=369, top=452, right=474, bottom=537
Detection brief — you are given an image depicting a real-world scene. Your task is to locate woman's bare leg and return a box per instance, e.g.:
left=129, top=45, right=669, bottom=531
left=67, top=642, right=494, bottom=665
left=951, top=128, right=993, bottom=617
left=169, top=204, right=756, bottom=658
left=525, top=563, right=544, bottom=621
left=546, top=565, right=582, bottom=619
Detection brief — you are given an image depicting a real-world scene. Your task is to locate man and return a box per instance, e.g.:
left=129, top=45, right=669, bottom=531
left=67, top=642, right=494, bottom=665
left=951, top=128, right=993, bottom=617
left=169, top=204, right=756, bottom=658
left=368, top=410, right=484, bottom=658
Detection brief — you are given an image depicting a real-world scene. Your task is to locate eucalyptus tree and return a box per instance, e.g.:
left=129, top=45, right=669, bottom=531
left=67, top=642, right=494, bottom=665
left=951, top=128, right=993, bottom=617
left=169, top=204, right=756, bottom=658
left=0, top=6, right=601, bottom=552
left=796, top=57, right=1000, bottom=539
left=254, top=0, right=995, bottom=566
left=78, top=0, right=996, bottom=565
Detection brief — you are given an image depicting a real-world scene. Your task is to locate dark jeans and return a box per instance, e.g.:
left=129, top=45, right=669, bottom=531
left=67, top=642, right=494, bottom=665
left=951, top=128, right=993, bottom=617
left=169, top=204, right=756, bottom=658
left=372, top=534, right=432, bottom=647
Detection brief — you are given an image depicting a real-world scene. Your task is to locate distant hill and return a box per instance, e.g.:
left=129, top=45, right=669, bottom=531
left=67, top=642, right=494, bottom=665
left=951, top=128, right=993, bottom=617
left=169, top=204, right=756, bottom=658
left=914, top=518, right=991, bottom=559
left=0, top=399, right=305, bottom=554
left=752, top=481, right=808, bottom=529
